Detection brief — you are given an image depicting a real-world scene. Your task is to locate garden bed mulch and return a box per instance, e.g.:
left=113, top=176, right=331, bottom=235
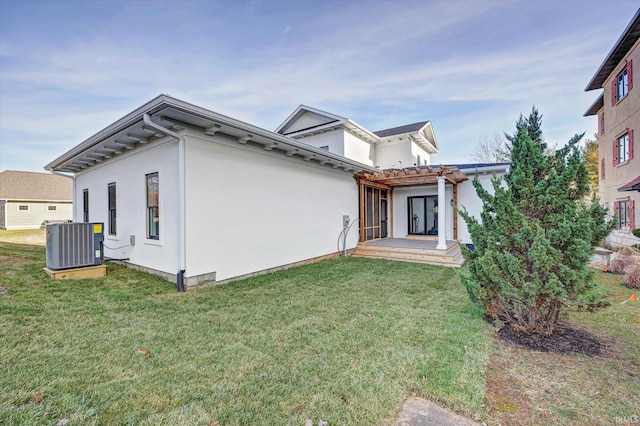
left=496, top=321, right=603, bottom=356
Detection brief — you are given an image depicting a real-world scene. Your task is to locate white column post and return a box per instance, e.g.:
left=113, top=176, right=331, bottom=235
left=437, top=176, right=447, bottom=250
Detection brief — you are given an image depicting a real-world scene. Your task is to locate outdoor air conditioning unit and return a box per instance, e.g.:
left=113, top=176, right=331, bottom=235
left=46, top=222, right=104, bottom=270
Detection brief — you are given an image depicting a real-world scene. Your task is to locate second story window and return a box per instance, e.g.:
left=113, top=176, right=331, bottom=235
left=613, top=130, right=634, bottom=166
left=612, top=60, right=633, bottom=105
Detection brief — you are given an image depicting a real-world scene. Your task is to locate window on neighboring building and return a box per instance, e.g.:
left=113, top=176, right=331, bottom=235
left=19, top=205, right=29, bottom=211
left=108, top=183, right=116, bottom=235
left=417, top=155, right=422, bottom=167
left=612, top=60, right=633, bottom=104
left=319, top=146, right=329, bottom=152
left=599, top=112, right=605, bottom=136
left=48, top=206, right=57, bottom=211
left=613, top=130, right=634, bottom=165
left=146, top=173, right=159, bottom=240
left=615, top=200, right=631, bottom=230
left=83, top=189, right=89, bottom=222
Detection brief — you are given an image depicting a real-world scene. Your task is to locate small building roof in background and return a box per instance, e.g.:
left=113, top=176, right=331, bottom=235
left=0, top=170, right=72, bottom=201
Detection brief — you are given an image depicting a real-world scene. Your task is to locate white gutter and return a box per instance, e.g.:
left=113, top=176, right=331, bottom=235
left=47, top=169, right=76, bottom=222
left=143, top=113, right=186, bottom=292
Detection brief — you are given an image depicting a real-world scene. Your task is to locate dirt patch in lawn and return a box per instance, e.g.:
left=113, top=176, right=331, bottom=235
left=0, top=254, right=30, bottom=266
left=496, top=321, right=603, bottom=356
left=485, top=344, right=556, bottom=426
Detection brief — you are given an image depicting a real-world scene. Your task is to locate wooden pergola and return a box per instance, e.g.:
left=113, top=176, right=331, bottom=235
left=354, top=165, right=468, bottom=245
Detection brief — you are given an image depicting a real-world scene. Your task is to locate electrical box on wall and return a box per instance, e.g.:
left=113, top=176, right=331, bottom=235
left=46, top=222, right=104, bottom=270
left=343, top=215, right=350, bottom=227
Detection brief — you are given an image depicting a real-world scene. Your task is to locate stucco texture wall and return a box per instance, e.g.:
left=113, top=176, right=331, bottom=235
left=184, top=134, right=360, bottom=281
left=74, top=139, right=180, bottom=275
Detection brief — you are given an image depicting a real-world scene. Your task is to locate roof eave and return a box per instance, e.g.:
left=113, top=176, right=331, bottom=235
left=45, top=95, right=379, bottom=174
left=585, top=9, right=640, bottom=91
left=584, top=94, right=605, bottom=117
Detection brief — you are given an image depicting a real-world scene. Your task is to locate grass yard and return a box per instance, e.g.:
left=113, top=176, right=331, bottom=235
left=486, top=270, right=640, bottom=425
left=0, top=242, right=493, bottom=425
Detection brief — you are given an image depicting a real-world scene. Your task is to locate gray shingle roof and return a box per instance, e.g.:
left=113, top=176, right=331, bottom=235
left=0, top=170, right=72, bottom=201
left=374, top=121, right=428, bottom=138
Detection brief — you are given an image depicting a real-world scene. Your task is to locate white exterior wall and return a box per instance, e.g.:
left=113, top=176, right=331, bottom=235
left=74, top=139, right=180, bottom=275
left=392, top=185, right=453, bottom=240
left=410, top=143, right=432, bottom=166
left=294, top=131, right=344, bottom=156
left=375, top=141, right=422, bottom=169
left=456, top=172, right=505, bottom=245
left=1, top=201, right=72, bottom=229
left=343, top=132, right=374, bottom=166
left=184, top=134, right=360, bottom=281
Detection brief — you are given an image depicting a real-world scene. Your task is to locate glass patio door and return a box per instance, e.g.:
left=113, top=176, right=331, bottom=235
left=408, top=196, right=437, bottom=235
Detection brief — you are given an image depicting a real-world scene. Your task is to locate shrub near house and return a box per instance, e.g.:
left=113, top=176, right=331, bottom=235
left=459, top=108, right=612, bottom=335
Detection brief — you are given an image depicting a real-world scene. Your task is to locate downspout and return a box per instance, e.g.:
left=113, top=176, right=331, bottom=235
left=143, top=113, right=186, bottom=293
left=48, top=169, right=76, bottom=222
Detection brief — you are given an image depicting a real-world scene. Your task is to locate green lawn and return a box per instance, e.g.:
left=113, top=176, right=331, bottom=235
left=0, top=243, right=493, bottom=425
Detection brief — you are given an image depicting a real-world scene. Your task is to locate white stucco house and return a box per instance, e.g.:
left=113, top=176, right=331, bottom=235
left=45, top=95, right=508, bottom=289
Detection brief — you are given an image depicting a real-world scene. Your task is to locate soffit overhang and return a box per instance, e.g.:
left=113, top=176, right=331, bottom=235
left=584, top=94, right=604, bottom=117
left=45, top=95, right=379, bottom=174
left=374, top=122, right=439, bottom=154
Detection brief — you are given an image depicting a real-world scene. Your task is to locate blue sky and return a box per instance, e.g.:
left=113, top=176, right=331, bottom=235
left=0, top=0, right=638, bottom=172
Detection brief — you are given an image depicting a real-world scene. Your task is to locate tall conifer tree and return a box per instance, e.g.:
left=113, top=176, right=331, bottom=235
left=459, top=108, right=612, bottom=335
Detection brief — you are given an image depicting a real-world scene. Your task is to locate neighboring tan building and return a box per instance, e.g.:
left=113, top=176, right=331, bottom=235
left=585, top=9, right=640, bottom=247
left=0, top=170, right=73, bottom=230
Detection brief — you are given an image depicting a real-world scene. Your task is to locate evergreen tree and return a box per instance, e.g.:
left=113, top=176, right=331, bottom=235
left=582, top=137, right=599, bottom=196
left=459, top=109, right=612, bottom=335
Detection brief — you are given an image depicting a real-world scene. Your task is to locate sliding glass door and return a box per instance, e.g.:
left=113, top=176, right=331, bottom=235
left=408, top=196, right=438, bottom=235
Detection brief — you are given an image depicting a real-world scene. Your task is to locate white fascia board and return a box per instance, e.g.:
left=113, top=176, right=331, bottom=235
left=282, top=119, right=347, bottom=138
left=378, top=127, right=438, bottom=154
left=44, top=94, right=172, bottom=170
left=46, top=95, right=378, bottom=174
left=274, top=104, right=348, bottom=134
left=344, top=119, right=380, bottom=143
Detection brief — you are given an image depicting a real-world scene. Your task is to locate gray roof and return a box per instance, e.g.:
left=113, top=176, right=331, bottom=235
left=0, top=170, right=72, bottom=201
left=374, top=121, right=428, bottom=138
left=585, top=9, right=640, bottom=91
